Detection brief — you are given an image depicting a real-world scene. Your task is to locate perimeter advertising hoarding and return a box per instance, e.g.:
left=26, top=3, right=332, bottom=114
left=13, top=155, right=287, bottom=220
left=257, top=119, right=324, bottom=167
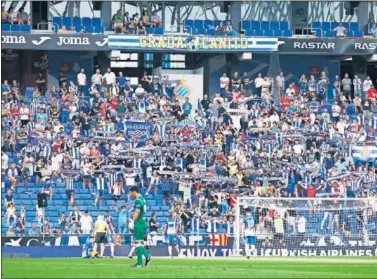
left=2, top=34, right=376, bottom=55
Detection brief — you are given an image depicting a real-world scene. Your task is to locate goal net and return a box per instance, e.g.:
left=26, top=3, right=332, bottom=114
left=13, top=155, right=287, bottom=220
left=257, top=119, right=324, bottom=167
left=234, top=197, right=377, bottom=257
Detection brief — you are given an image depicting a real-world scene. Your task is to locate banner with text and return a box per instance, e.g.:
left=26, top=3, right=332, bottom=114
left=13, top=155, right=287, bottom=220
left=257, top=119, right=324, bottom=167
left=108, top=35, right=280, bottom=52
left=125, top=121, right=153, bottom=142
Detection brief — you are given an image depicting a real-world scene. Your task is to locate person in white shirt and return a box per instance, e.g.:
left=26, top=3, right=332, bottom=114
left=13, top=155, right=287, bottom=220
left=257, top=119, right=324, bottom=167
left=254, top=73, right=263, bottom=97
left=296, top=215, right=306, bottom=237
left=219, top=72, right=229, bottom=98
left=363, top=76, right=372, bottom=96
left=77, top=69, right=87, bottom=95
left=135, top=83, right=146, bottom=94
left=261, top=77, right=271, bottom=100
left=91, top=69, right=103, bottom=91
left=2, top=151, right=9, bottom=174
left=285, top=84, right=295, bottom=100
left=293, top=141, right=303, bottom=156
left=80, top=210, right=93, bottom=234
left=103, top=68, right=116, bottom=95
left=19, top=102, right=30, bottom=126
left=353, top=75, right=362, bottom=97
left=331, top=101, right=341, bottom=123
left=276, top=72, right=285, bottom=96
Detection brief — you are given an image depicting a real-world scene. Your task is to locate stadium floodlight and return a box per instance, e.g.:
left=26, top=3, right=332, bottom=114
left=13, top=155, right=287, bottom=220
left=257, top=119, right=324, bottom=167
left=234, top=197, right=377, bottom=257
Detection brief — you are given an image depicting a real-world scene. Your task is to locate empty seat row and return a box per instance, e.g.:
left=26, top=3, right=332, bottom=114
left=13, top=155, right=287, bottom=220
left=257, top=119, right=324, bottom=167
left=184, top=19, right=225, bottom=30
left=52, top=16, right=102, bottom=28
left=1, top=24, right=31, bottom=33
left=245, top=29, right=292, bottom=37
left=311, top=21, right=359, bottom=31
left=145, top=27, right=164, bottom=34
left=242, top=21, right=289, bottom=31
left=315, top=30, right=363, bottom=38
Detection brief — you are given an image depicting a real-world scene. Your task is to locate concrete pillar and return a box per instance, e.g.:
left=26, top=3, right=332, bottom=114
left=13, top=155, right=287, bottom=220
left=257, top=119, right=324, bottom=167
left=229, top=2, right=241, bottom=33
left=357, top=2, right=369, bottom=34
left=101, top=1, right=112, bottom=32
left=352, top=56, right=367, bottom=81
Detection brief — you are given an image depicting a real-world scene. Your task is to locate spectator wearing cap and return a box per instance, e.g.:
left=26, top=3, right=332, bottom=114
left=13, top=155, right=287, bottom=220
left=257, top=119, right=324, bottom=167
left=112, top=9, right=124, bottom=33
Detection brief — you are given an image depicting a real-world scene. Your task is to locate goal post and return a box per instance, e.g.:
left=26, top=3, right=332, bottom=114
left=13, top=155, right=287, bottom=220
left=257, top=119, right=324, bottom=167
left=235, top=197, right=377, bottom=257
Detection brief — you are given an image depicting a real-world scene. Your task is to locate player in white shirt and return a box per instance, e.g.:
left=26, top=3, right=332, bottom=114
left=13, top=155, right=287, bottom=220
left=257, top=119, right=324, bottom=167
left=242, top=208, right=257, bottom=259
left=165, top=210, right=181, bottom=258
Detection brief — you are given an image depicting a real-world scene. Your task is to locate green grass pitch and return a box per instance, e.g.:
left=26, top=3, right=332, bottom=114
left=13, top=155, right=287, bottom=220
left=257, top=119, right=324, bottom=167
left=2, top=257, right=377, bottom=278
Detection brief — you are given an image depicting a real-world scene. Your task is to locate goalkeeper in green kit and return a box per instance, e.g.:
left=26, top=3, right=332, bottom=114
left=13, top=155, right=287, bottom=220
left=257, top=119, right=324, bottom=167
left=129, top=186, right=151, bottom=268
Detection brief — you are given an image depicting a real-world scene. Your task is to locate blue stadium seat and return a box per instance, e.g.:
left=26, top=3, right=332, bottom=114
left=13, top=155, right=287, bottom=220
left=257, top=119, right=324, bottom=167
left=346, top=31, right=354, bottom=37
left=341, top=22, right=349, bottom=30
left=270, top=21, right=279, bottom=30
left=75, top=24, right=82, bottom=32
left=21, top=25, right=31, bottom=33
left=350, top=22, right=359, bottom=31
left=197, top=28, right=206, bottom=35
left=146, top=27, right=154, bottom=34
left=184, top=19, right=193, bottom=28
left=73, top=16, right=81, bottom=26
left=353, top=30, right=363, bottom=38
left=329, top=22, right=337, bottom=30
left=241, top=20, right=250, bottom=31
left=84, top=25, right=93, bottom=33
left=11, top=24, right=21, bottom=32
left=245, top=29, right=254, bottom=36
left=311, top=22, right=321, bottom=29
left=1, top=24, right=10, bottom=32
left=283, top=29, right=293, bottom=37
left=254, top=29, right=264, bottom=36
left=52, top=16, right=62, bottom=29
left=280, top=21, right=289, bottom=31
left=322, top=22, right=330, bottom=31
left=251, top=21, right=260, bottom=30
left=264, top=29, right=273, bottom=37
left=261, top=21, right=270, bottom=30
left=92, top=17, right=102, bottom=27
left=82, top=17, right=91, bottom=26
left=274, top=29, right=282, bottom=37
left=204, top=19, right=214, bottom=29
left=324, top=31, right=335, bottom=37
left=94, top=25, right=104, bottom=33
left=194, top=20, right=203, bottom=29
left=154, top=27, right=163, bottom=34
left=213, top=20, right=222, bottom=27
left=63, top=16, right=72, bottom=27
left=206, top=29, right=215, bottom=35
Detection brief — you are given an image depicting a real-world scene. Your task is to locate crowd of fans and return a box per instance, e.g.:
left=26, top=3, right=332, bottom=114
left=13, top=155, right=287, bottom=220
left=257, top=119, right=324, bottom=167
left=1, top=6, right=30, bottom=25
left=1, top=64, right=377, bottom=238
left=111, top=9, right=161, bottom=34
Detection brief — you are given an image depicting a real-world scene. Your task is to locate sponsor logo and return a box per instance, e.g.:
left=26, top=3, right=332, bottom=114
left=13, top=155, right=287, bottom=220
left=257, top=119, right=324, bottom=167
left=33, top=53, right=48, bottom=71
left=354, top=42, right=377, bottom=50
left=2, top=49, right=19, bottom=60
left=31, top=36, right=51, bottom=46
left=1, top=35, right=26, bottom=44
left=293, top=41, right=335, bottom=49
left=95, top=37, right=108, bottom=47
left=57, top=36, right=90, bottom=46
left=4, top=238, right=22, bottom=246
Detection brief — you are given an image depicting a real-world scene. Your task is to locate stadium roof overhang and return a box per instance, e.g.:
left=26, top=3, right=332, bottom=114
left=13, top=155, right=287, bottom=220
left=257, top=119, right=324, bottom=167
left=2, top=33, right=377, bottom=55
